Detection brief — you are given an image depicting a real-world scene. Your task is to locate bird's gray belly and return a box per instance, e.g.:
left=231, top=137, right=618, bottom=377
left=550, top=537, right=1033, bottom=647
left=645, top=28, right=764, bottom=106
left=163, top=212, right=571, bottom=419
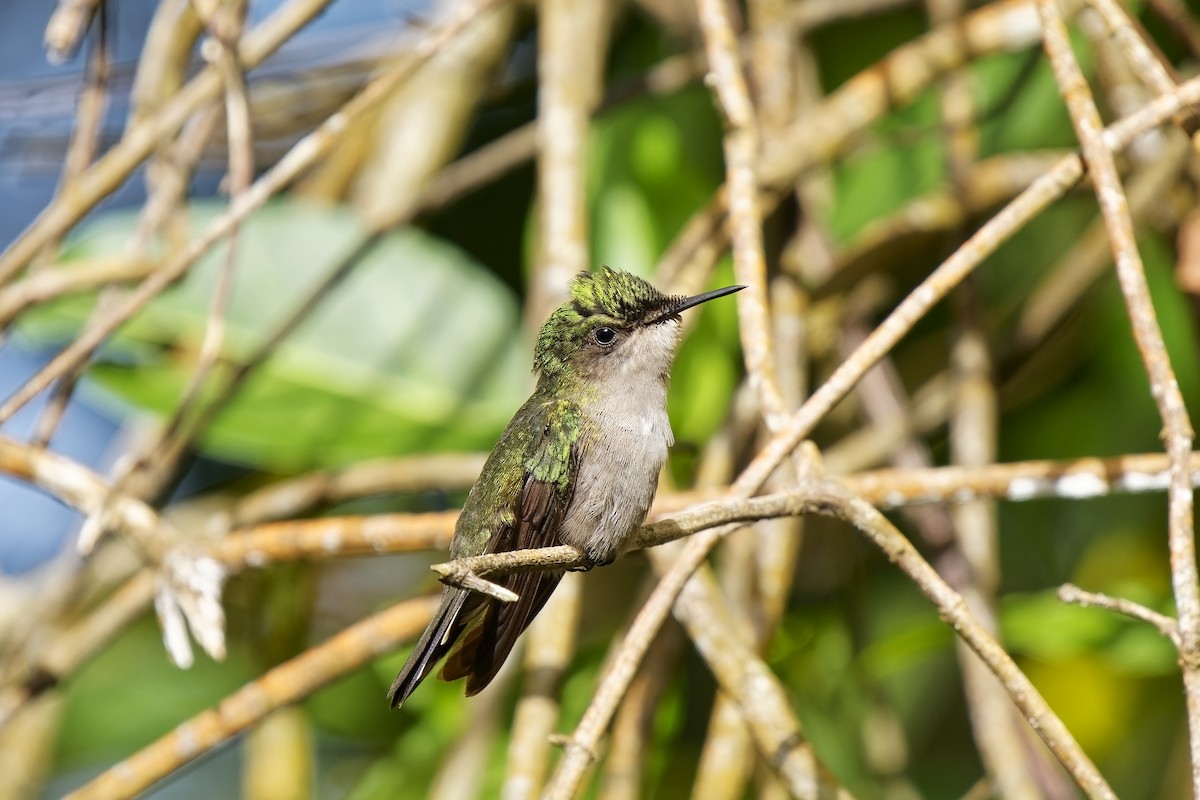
left=559, top=418, right=670, bottom=565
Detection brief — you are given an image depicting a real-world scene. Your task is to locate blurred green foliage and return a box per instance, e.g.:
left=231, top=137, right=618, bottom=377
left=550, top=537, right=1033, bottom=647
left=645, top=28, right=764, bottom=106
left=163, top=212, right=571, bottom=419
left=22, top=203, right=530, bottom=470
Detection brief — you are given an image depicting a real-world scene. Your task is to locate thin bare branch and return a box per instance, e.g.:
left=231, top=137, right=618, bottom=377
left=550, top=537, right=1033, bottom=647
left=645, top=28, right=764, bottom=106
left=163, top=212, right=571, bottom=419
left=539, top=480, right=1116, bottom=799
left=950, top=325, right=1047, bottom=797
left=230, top=454, right=486, bottom=528
left=0, top=0, right=509, bottom=428
left=503, top=574, right=583, bottom=800
left=438, top=567, right=520, bottom=603
left=63, top=596, right=438, bottom=800
left=505, top=2, right=612, bottom=792
left=1038, top=3, right=1200, bottom=794
left=0, top=0, right=336, bottom=285
left=596, top=623, right=683, bottom=800
left=0, top=256, right=157, bottom=330
left=737, top=70, right=1200, bottom=500
left=44, top=0, right=101, bottom=63
left=0, top=435, right=171, bottom=557
left=527, top=0, right=610, bottom=325
left=696, top=0, right=788, bottom=427
left=41, top=7, right=111, bottom=261
left=1058, top=583, right=1180, bottom=644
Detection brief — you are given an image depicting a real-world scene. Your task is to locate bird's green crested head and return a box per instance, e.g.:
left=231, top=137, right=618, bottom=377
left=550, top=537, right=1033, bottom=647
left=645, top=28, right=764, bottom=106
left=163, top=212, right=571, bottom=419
left=534, top=267, right=674, bottom=377
left=532, top=267, right=744, bottom=382
left=563, top=265, right=677, bottom=324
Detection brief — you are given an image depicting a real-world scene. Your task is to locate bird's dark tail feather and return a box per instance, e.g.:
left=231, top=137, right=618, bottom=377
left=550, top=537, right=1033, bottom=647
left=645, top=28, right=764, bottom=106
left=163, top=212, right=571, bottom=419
left=388, top=571, right=565, bottom=707
left=442, top=569, right=563, bottom=696
left=387, top=587, right=469, bottom=708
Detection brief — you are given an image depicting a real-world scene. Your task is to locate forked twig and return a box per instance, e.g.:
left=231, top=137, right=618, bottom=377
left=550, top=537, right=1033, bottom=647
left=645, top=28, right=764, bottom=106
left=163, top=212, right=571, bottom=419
left=1058, top=583, right=1180, bottom=644
left=1038, top=3, right=1200, bottom=795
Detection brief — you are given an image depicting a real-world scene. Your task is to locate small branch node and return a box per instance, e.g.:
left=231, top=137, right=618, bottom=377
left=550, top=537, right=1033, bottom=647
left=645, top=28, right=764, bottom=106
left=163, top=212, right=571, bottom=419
left=432, top=564, right=519, bottom=604
left=549, top=733, right=597, bottom=762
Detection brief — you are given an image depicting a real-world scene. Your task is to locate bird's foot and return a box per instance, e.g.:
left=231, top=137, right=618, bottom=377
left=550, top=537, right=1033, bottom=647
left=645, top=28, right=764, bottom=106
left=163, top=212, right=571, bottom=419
left=569, top=546, right=618, bottom=572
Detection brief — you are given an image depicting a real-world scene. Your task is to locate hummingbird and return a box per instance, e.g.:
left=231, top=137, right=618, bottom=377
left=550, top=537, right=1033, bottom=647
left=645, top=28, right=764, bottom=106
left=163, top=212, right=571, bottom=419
left=387, top=266, right=743, bottom=707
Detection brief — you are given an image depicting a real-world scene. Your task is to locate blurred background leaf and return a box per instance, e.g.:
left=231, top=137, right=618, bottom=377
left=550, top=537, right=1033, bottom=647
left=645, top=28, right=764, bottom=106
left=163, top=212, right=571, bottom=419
left=17, top=201, right=529, bottom=471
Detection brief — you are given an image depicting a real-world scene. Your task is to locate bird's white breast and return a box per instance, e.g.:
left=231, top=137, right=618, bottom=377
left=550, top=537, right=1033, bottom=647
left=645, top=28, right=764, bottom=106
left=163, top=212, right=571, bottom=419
left=559, top=323, right=678, bottom=564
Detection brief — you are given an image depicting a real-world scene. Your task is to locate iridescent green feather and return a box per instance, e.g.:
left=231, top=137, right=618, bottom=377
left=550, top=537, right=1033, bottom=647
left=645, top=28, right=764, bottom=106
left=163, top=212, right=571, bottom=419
left=450, top=388, right=580, bottom=557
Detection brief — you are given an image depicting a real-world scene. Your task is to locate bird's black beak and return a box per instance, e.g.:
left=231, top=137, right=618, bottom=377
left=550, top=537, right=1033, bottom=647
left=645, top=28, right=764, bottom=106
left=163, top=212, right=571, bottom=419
left=642, top=284, right=744, bottom=325
left=671, top=284, right=745, bottom=315
left=657, top=281, right=739, bottom=319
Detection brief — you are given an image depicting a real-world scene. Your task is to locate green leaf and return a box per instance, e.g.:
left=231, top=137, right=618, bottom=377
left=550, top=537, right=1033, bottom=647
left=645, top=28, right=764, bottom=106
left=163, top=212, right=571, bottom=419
left=19, top=201, right=529, bottom=471
left=588, top=86, right=723, bottom=271
left=56, top=616, right=256, bottom=766
left=830, top=91, right=947, bottom=244
left=1105, top=625, right=1178, bottom=676
left=1001, top=591, right=1122, bottom=659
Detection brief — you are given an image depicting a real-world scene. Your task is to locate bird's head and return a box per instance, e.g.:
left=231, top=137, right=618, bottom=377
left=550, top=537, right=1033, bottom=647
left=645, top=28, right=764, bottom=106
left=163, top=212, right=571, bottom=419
left=533, top=266, right=743, bottom=386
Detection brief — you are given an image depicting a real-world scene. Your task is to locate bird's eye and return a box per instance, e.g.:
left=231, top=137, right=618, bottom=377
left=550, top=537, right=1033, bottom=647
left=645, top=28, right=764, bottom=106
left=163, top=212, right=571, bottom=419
left=594, top=326, right=617, bottom=346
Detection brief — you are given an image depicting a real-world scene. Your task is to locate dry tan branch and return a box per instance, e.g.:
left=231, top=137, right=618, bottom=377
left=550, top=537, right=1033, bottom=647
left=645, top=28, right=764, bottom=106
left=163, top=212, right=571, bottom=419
left=44, top=0, right=102, bottom=63
left=0, top=0, right=335, bottom=285
left=0, top=0, right=507, bottom=428
left=230, top=454, right=486, bottom=528
left=219, top=512, right=458, bottom=566
left=10, top=0, right=1200, bottom=789
left=539, top=480, right=1115, bottom=799
left=158, top=0, right=252, bottom=441
left=63, top=595, right=438, bottom=800
left=0, top=256, right=157, bottom=330
left=0, top=434, right=172, bottom=556
left=949, top=325, right=1046, bottom=796
left=41, top=9, right=111, bottom=263
left=690, top=3, right=814, bottom=786
left=846, top=451, right=1200, bottom=506
left=696, top=0, right=788, bottom=428
left=528, top=0, right=610, bottom=325
left=503, top=574, right=583, bottom=800
left=736, top=70, right=1200, bottom=501
left=1058, top=583, right=1180, bottom=644
left=1038, top=3, right=1200, bottom=795
left=596, top=622, right=683, bottom=800
left=438, top=566, right=520, bottom=603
